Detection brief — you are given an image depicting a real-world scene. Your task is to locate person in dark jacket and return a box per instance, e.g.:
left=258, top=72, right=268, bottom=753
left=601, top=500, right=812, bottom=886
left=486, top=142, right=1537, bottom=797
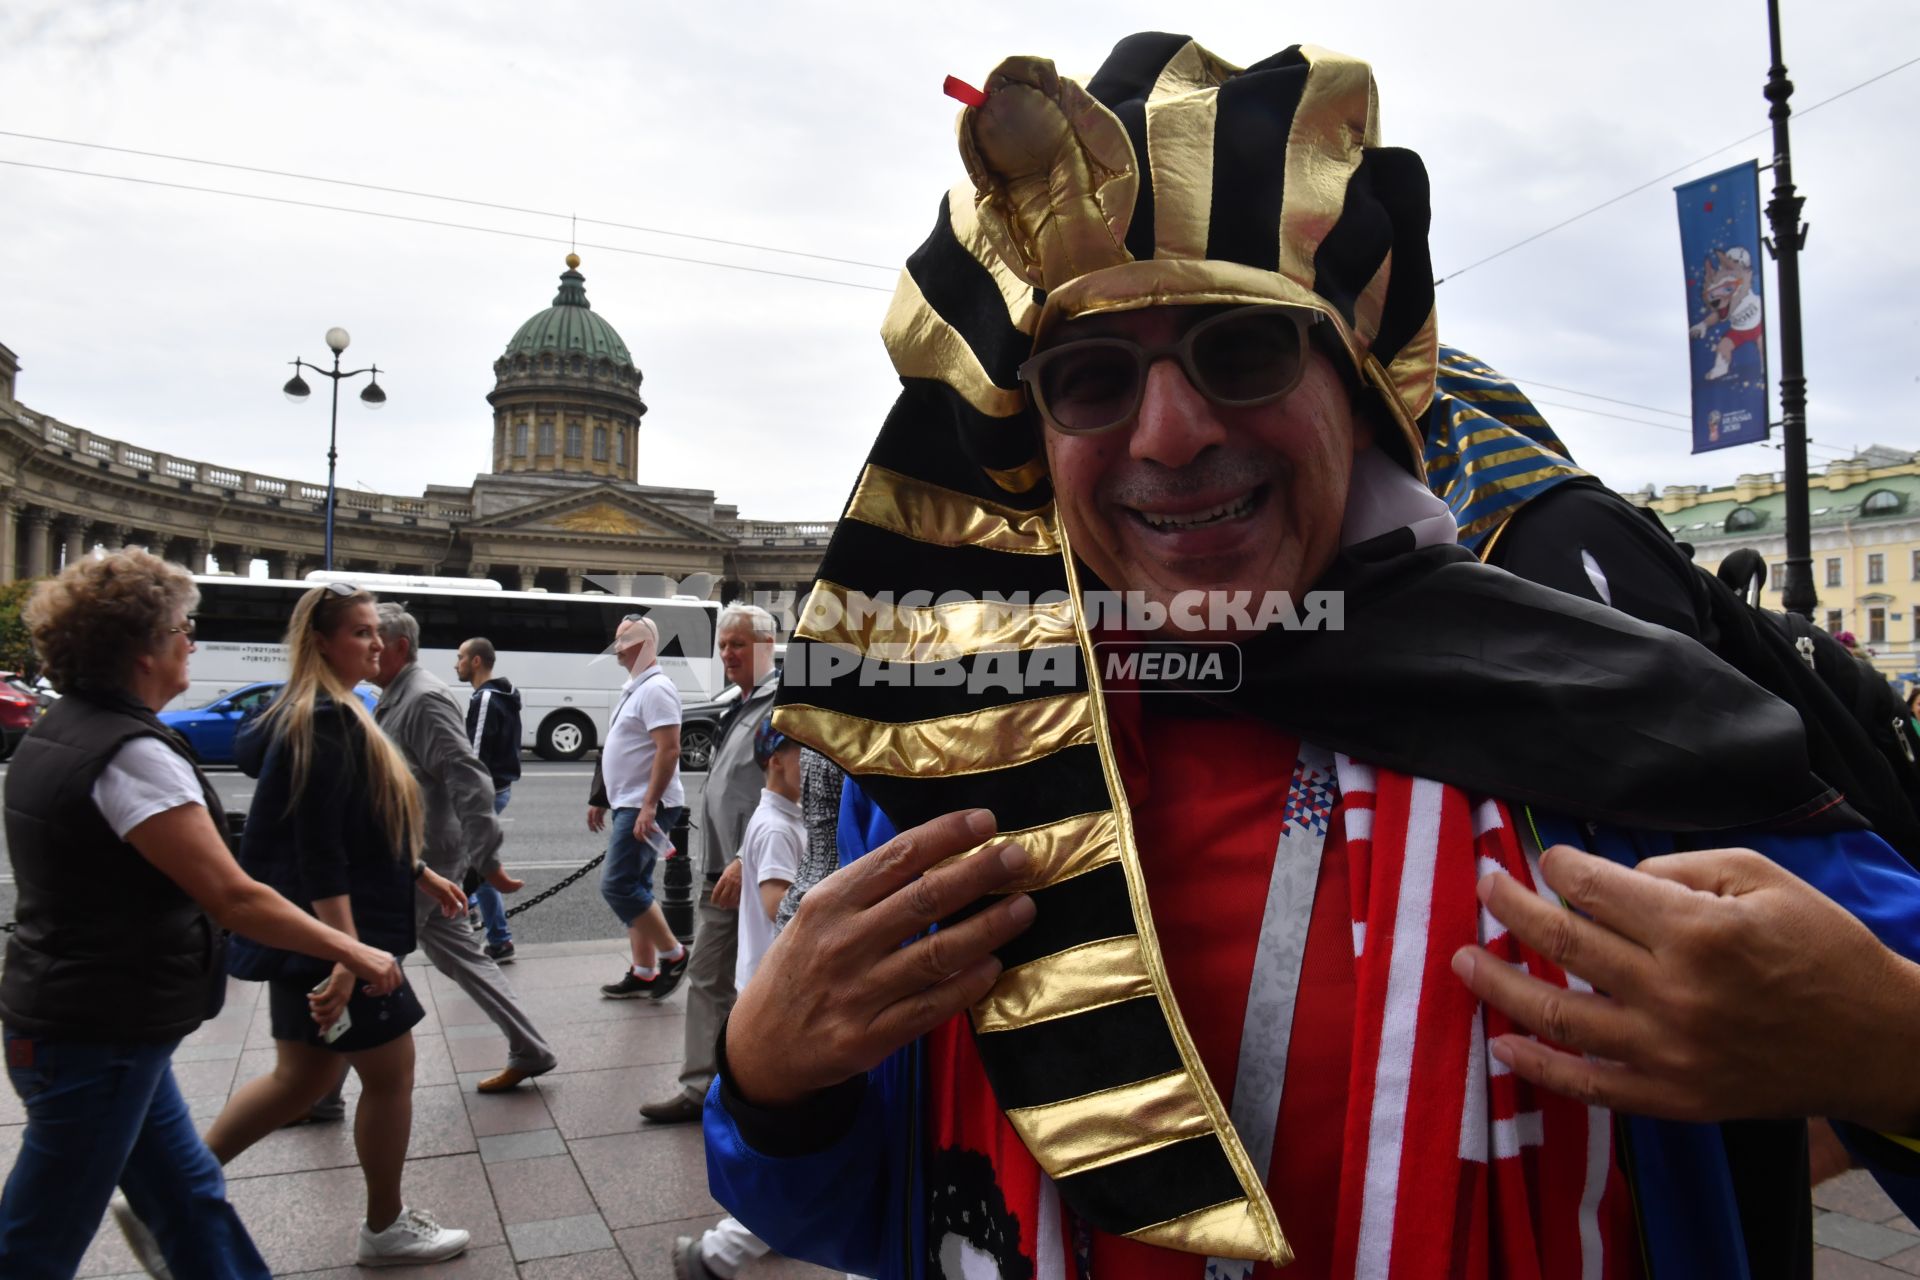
left=0, top=551, right=403, bottom=1279
left=457, top=636, right=523, bottom=958
left=200, top=583, right=473, bottom=1269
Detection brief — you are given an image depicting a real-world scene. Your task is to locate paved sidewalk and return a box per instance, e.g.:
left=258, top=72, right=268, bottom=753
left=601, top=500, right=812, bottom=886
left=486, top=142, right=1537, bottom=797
left=1817, top=1170, right=1920, bottom=1277
left=0, top=941, right=834, bottom=1279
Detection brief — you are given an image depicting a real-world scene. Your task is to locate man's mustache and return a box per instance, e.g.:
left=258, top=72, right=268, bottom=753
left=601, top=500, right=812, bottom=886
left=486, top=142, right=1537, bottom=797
left=1101, top=451, right=1280, bottom=508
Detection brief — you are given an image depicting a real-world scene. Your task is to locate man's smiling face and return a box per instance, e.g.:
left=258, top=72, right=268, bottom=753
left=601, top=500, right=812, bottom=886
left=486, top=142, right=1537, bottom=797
left=1040, top=305, right=1370, bottom=633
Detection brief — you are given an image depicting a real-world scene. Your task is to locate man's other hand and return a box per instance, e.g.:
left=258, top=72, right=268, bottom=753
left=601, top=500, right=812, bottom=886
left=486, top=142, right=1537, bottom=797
left=1452, top=844, right=1920, bottom=1133
left=587, top=805, right=608, bottom=833
left=725, top=808, right=1036, bottom=1109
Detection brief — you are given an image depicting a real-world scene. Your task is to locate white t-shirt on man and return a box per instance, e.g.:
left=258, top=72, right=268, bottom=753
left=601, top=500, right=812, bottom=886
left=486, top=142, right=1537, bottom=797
left=602, top=665, right=686, bottom=811
left=91, top=736, right=205, bottom=839
left=735, top=788, right=803, bottom=991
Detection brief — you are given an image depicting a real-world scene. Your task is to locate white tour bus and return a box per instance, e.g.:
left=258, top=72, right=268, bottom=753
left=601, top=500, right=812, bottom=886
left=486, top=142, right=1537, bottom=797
left=180, top=572, right=722, bottom=761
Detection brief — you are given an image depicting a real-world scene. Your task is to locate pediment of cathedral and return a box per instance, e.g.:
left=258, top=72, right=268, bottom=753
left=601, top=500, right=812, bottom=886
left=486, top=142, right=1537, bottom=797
left=467, top=485, right=731, bottom=545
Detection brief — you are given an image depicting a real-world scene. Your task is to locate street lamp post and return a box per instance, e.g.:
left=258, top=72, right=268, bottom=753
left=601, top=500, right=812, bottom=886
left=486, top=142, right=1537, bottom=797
left=1764, top=0, right=1815, bottom=619
left=281, top=327, right=386, bottom=572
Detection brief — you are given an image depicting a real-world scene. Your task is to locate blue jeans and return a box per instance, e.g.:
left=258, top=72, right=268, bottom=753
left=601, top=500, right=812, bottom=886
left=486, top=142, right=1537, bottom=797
left=471, top=785, right=513, bottom=946
left=600, top=804, right=687, bottom=925
left=0, top=1030, right=270, bottom=1278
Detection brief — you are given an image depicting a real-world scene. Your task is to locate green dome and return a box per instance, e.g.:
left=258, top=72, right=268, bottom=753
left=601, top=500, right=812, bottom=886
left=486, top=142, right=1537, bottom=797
left=503, top=256, right=633, bottom=367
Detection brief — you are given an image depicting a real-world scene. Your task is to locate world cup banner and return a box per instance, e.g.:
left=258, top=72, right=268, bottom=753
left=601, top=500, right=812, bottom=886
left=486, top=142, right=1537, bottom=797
left=1675, top=161, right=1770, bottom=453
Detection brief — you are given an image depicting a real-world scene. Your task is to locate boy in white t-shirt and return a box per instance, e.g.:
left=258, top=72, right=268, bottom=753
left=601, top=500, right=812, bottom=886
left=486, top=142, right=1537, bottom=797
left=674, top=715, right=804, bottom=1280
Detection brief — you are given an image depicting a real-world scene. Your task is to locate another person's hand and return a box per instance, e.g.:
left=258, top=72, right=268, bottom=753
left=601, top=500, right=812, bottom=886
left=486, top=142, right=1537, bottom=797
left=309, top=964, right=356, bottom=1032
left=344, top=942, right=404, bottom=996
left=487, top=866, right=525, bottom=894
left=587, top=805, right=608, bottom=833
left=1452, top=844, right=1920, bottom=1133
left=417, top=866, right=467, bottom=918
left=726, top=808, right=1036, bottom=1108
left=711, top=858, right=744, bottom=910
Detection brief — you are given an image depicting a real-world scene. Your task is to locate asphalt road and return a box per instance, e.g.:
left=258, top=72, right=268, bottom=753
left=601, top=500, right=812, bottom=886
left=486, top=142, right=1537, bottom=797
left=0, top=760, right=709, bottom=949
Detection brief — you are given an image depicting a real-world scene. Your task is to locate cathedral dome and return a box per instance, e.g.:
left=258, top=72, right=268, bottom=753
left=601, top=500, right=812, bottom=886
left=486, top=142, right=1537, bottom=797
left=502, top=254, right=634, bottom=366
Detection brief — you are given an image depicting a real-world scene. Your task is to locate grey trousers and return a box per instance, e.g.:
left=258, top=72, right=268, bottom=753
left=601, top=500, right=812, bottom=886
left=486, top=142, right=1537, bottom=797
left=415, top=898, right=556, bottom=1072
left=677, top=881, right=738, bottom=1102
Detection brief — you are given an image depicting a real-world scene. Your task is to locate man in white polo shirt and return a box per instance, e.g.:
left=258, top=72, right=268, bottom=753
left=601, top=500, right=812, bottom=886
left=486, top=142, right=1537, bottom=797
left=587, top=614, right=690, bottom=999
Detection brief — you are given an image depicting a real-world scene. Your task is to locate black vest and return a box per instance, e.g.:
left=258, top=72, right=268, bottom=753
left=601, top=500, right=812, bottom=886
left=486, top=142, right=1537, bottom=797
left=0, top=691, right=228, bottom=1041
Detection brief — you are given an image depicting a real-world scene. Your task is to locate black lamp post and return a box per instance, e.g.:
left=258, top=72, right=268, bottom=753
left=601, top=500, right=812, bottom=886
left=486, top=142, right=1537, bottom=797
left=281, top=327, right=386, bottom=571
left=1764, top=0, right=1815, bottom=619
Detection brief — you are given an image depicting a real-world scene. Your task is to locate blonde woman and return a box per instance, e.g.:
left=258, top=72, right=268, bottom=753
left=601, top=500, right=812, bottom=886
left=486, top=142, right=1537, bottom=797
left=0, top=553, right=405, bottom=1279
left=203, top=583, right=471, bottom=1267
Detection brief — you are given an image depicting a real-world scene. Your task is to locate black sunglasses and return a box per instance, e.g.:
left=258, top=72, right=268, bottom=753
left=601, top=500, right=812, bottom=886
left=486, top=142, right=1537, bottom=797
left=1016, top=304, right=1322, bottom=436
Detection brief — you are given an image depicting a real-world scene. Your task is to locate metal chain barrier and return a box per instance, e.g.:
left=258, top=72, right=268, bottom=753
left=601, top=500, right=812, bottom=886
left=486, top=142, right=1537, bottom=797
left=502, top=851, right=606, bottom=919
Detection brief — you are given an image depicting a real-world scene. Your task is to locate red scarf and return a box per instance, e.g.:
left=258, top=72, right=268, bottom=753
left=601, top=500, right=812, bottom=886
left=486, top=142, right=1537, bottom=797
left=924, top=724, right=1636, bottom=1279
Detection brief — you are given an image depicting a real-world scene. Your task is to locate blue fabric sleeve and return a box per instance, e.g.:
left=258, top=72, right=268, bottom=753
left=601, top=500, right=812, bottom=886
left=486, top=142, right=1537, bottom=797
left=704, top=1070, right=895, bottom=1277
left=1727, top=827, right=1920, bottom=964
left=701, top=777, right=909, bottom=1277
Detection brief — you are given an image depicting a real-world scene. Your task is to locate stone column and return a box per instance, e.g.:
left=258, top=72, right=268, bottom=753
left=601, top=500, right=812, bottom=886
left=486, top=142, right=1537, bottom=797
left=372, top=561, right=397, bottom=575
left=0, top=497, right=17, bottom=583
left=516, top=565, right=538, bottom=592
left=468, top=560, right=491, bottom=581
left=58, top=518, right=86, bottom=569
left=565, top=567, right=585, bottom=595
left=103, top=524, right=130, bottom=551
left=265, top=551, right=292, bottom=580
left=22, top=509, right=53, bottom=579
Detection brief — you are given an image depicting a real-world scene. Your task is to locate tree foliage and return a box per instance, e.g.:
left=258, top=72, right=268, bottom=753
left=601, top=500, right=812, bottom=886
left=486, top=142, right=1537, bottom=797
left=0, top=578, right=41, bottom=676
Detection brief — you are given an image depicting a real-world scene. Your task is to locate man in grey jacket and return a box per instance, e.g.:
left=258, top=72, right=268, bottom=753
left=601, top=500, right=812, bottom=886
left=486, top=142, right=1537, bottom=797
left=638, top=602, right=780, bottom=1124
left=374, top=603, right=557, bottom=1093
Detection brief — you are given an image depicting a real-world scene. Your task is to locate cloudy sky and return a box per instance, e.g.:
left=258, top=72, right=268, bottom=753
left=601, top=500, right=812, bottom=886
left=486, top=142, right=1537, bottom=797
left=1, top=0, right=1914, bottom=522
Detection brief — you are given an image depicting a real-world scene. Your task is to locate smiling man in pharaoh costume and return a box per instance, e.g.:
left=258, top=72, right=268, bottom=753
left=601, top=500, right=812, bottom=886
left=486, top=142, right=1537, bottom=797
left=698, top=34, right=1920, bottom=1280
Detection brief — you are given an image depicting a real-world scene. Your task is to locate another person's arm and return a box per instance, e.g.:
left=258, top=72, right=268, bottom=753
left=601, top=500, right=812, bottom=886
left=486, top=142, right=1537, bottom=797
left=415, top=693, right=504, bottom=878
left=128, top=805, right=401, bottom=994
left=640, top=724, right=679, bottom=836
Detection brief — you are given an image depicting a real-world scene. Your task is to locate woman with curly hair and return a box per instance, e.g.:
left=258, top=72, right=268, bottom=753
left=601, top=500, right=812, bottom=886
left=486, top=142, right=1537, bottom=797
left=202, top=582, right=473, bottom=1267
left=0, top=551, right=406, bottom=1279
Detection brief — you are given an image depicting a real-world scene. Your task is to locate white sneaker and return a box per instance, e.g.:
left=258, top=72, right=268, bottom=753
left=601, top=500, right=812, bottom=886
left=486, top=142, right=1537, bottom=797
left=356, top=1206, right=470, bottom=1267
left=109, top=1192, right=172, bottom=1279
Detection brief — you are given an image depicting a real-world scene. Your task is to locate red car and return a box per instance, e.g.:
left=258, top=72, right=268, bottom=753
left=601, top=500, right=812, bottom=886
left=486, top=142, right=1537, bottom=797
left=0, top=677, right=38, bottom=759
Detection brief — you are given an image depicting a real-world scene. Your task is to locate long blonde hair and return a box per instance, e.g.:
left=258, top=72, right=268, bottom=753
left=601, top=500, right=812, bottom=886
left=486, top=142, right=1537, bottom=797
left=258, top=585, right=424, bottom=864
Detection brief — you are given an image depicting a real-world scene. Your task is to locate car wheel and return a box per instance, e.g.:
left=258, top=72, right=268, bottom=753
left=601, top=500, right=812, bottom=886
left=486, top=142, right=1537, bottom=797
left=681, top=722, right=716, bottom=772
left=537, top=711, right=593, bottom=762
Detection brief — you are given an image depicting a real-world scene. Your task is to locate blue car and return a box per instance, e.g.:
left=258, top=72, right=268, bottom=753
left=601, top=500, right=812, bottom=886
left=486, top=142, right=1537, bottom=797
left=160, top=680, right=380, bottom=766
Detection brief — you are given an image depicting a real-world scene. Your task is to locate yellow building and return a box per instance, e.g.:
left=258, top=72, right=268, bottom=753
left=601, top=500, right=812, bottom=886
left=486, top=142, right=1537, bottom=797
left=1627, top=445, right=1920, bottom=684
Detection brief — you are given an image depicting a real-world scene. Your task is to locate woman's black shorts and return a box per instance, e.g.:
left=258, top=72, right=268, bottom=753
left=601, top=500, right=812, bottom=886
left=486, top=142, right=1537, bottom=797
left=266, top=973, right=424, bottom=1053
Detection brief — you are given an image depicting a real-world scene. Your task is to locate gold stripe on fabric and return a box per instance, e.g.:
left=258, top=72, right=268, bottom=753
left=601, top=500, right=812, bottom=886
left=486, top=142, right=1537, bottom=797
left=1144, top=43, right=1225, bottom=262
left=1385, top=306, right=1440, bottom=421
left=973, top=936, right=1152, bottom=1034
left=1456, top=424, right=1528, bottom=451
left=881, top=272, right=1026, bottom=419
left=1363, top=353, right=1429, bottom=484
left=794, top=579, right=1076, bottom=663
left=935, top=810, right=1121, bottom=892
left=845, top=464, right=1059, bottom=556
left=983, top=456, right=1049, bottom=495
left=1475, top=512, right=1517, bottom=560
left=1055, top=521, right=1290, bottom=1266
left=1277, top=47, right=1376, bottom=292
left=1453, top=386, right=1538, bottom=405
left=776, top=692, right=1092, bottom=778
left=1129, top=1197, right=1288, bottom=1265
left=1002, top=1070, right=1218, bottom=1179
left=1461, top=445, right=1572, bottom=475
left=945, top=181, right=1042, bottom=330
left=1461, top=462, right=1585, bottom=499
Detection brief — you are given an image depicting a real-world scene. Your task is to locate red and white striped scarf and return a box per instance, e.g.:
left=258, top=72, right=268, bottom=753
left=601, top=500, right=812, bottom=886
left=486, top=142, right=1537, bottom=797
left=926, top=754, right=1635, bottom=1279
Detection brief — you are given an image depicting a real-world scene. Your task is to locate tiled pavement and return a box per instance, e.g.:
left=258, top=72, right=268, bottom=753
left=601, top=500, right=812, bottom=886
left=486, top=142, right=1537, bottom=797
left=2, top=938, right=1910, bottom=1277
left=1817, top=1170, right=1920, bottom=1277
left=0, top=941, right=834, bottom=1279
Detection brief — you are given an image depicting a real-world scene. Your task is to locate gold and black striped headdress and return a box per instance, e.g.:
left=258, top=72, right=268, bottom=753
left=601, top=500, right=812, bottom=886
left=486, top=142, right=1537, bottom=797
left=776, top=34, right=1444, bottom=1264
